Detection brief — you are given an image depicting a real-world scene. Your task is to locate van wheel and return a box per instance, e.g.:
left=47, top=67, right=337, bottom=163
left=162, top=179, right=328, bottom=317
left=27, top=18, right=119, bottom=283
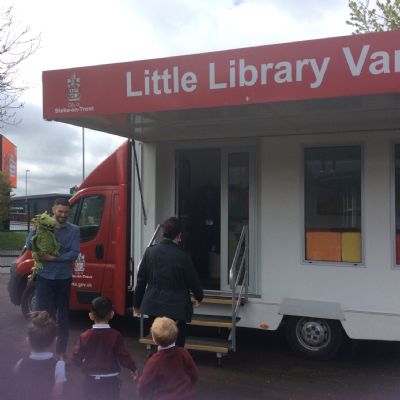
left=285, top=316, right=343, bottom=360
left=21, top=282, right=36, bottom=318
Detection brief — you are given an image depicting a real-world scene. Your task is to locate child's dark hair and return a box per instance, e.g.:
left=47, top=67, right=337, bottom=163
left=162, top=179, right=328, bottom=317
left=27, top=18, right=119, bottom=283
left=27, top=311, right=57, bottom=351
left=90, top=296, right=113, bottom=320
left=162, top=217, right=181, bottom=240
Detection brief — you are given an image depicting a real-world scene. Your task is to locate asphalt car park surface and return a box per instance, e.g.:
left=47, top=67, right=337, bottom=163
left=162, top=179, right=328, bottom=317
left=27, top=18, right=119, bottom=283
left=1, top=268, right=400, bottom=400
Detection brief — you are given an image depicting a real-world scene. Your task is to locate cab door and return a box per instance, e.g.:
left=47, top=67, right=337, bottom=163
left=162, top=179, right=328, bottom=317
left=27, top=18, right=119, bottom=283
left=68, top=190, right=112, bottom=310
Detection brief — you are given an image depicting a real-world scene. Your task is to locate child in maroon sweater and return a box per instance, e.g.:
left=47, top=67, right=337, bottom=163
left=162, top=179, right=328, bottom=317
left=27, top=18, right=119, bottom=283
left=138, top=317, right=199, bottom=400
left=72, top=296, right=137, bottom=400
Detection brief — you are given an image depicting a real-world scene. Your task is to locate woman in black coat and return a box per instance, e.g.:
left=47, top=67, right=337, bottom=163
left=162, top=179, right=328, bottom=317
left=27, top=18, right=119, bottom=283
left=133, top=217, right=204, bottom=347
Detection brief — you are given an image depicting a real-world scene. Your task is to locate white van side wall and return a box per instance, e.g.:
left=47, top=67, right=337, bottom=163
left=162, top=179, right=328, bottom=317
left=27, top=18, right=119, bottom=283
left=254, top=131, right=400, bottom=341
left=155, top=143, right=175, bottom=223
left=139, top=142, right=157, bottom=250
left=134, top=142, right=175, bottom=269
left=143, top=131, right=400, bottom=341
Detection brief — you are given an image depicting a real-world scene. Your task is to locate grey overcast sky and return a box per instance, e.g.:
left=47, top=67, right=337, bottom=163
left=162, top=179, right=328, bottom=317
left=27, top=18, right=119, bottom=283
left=3, top=0, right=353, bottom=196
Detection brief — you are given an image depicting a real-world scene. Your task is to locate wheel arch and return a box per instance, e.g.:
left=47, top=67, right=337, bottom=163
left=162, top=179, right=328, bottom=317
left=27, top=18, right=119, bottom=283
left=278, top=298, right=345, bottom=322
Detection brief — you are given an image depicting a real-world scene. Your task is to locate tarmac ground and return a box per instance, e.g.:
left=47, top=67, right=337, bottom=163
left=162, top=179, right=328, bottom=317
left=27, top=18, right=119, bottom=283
left=1, top=268, right=400, bottom=399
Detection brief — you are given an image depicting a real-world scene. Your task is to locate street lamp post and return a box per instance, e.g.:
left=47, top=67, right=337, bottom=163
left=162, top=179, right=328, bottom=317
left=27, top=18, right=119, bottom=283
left=25, top=169, right=30, bottom=230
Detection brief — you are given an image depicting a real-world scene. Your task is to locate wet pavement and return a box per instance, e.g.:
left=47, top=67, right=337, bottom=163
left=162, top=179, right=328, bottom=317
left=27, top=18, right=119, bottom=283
left=1, top=268, right=400, bottom=399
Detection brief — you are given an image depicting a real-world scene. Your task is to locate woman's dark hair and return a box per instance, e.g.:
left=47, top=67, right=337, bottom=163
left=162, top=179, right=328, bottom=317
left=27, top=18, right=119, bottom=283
left=162, top=217, right=181, bottom=240
left=27, top=311, right=57, bottom=351
left=90, top=296, right=113, bottom=320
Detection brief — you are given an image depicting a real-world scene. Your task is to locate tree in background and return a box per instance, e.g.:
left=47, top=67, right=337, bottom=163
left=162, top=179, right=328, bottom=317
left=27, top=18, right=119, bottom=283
left=0, top=172, right=11, bottom=228
left=0, top=5, right=40, bottom=127
left=347, top=0, right=400, bottom=33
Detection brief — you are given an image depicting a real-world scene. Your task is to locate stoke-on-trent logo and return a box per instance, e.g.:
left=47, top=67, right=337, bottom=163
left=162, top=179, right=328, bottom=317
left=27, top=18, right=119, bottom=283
left=67, top=73, right=81, bottom=103
left=54, top=74, right=94, bottom=114
left=74, top=252, right=85, bottom=273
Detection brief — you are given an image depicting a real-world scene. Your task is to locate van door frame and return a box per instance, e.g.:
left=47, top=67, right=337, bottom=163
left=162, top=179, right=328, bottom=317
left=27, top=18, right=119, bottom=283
left=220, top=146, right=258, bottom=293
left=173, top=140, right=259, bottom=294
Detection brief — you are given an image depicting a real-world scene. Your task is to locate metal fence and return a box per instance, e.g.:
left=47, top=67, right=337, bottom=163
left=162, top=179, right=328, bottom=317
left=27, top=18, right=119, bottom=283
left=0, top=250, right=21, bottom=268
left=0, top=213, right=30, bottom=268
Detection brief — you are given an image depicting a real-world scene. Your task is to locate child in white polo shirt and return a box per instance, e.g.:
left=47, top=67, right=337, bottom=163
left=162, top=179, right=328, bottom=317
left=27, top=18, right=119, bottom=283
left=72, top=296, right=137, bottom=400
left=14, top=311, right=66, bottom=400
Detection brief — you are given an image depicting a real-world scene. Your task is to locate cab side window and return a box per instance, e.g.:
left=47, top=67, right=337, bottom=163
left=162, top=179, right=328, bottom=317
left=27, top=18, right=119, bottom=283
left=67, top=201, right=78, bottom=224
left=72, top=196, right=105, bottom=242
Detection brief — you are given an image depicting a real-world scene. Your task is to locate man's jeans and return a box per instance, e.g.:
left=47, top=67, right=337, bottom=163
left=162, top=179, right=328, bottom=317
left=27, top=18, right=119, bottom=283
left=34, top=275, right=72, bottom=354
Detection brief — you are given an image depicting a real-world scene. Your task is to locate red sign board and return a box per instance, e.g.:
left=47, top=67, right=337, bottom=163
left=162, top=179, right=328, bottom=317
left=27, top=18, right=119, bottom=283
left=0, top=134, right=17, bottom=188
left=43, top=30, right=400, bottom=119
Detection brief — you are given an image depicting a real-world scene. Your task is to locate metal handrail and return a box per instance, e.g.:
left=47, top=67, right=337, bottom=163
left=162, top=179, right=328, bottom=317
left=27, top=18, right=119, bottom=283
left=129, top=224, right=162, bottom=289
left=137, top=224, right=161, bottom=271
left=228, top=225, right=249, bottom=352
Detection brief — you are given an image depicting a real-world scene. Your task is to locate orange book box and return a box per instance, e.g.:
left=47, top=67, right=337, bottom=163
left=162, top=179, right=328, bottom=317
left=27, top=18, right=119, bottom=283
left=306, top=231, right=341, bottom=262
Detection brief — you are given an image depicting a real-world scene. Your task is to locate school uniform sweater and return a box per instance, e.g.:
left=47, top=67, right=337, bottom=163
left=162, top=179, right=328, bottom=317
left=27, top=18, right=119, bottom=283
left=138, top=345, right=198, bottom=400
left=72, top=324, right=137, bottom=376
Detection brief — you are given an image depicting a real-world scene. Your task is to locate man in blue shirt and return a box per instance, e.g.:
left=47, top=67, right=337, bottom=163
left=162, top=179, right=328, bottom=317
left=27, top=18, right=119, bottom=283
left=25, top=198, right=80, bottom=359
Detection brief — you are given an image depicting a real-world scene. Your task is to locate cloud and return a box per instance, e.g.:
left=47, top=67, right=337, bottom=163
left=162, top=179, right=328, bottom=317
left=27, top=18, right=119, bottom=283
left=5, top=102, right=125, bottom=196
left=124, top=0, right=351, bottom=54
left=2, top=0, right=353, bottom=197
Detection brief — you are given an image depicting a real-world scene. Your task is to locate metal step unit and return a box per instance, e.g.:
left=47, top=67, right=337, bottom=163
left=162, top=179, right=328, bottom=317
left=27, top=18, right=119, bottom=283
left=139, top=335, right=231, bottom=363
left=137, top=225, right=249, bottom=365
left=138, top=295, right=242, bottom=365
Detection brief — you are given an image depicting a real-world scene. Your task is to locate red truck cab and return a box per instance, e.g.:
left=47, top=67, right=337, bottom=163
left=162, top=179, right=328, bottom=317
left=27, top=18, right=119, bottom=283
left=8, top=140, right=132, bottom=316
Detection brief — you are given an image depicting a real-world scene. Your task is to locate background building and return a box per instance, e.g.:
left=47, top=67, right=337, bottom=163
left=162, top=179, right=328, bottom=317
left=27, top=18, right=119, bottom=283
left=10, top=193, right=70, bottom=229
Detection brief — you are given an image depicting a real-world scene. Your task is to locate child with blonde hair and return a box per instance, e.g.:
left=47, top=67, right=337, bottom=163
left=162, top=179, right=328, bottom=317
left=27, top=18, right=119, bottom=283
left=138, top=316, right=199, bottom=400
left=13, top=311, right=66, bottom=400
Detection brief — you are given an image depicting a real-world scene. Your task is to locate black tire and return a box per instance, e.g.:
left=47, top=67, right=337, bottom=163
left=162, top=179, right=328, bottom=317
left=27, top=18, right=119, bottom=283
left=285, top=316, right=343, bottom=360
left=21, top=282, right=37, bottom=318
left=8, top=265, right=27, bottom=306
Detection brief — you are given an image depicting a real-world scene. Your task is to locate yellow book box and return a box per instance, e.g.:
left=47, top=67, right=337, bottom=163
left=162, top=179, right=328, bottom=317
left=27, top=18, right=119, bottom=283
left=341, top=232, right=361, bottom=263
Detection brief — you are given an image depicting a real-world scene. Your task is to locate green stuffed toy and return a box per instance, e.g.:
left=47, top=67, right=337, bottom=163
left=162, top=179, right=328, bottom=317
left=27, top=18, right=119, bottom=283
left=28, top=212, right=61, bottom=282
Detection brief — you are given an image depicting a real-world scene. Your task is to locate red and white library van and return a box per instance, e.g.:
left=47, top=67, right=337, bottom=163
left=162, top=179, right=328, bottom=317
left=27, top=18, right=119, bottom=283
left=9, top=30, right=400, bottom=359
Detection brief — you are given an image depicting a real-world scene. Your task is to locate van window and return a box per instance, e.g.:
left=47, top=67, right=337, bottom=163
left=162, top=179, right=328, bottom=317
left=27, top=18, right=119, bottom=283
left=304, top=146, right=362, bottom=263
left=74, top=195, right=105, bottom=242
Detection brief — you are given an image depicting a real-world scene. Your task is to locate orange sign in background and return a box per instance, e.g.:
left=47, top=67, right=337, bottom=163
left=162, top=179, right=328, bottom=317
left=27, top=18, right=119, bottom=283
left=0, top=134, right=17, bottom=188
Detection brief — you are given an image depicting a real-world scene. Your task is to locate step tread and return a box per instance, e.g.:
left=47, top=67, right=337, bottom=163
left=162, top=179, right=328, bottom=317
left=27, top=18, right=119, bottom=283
left=185, top=336, right=231, bottom=352
left=139, top=335, right=231, bottom=353
left=192, top=295, right=247, bottom=305
left=190, top=314, right=240, bottom=327
left=193, top=296, right=233, bottom=305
